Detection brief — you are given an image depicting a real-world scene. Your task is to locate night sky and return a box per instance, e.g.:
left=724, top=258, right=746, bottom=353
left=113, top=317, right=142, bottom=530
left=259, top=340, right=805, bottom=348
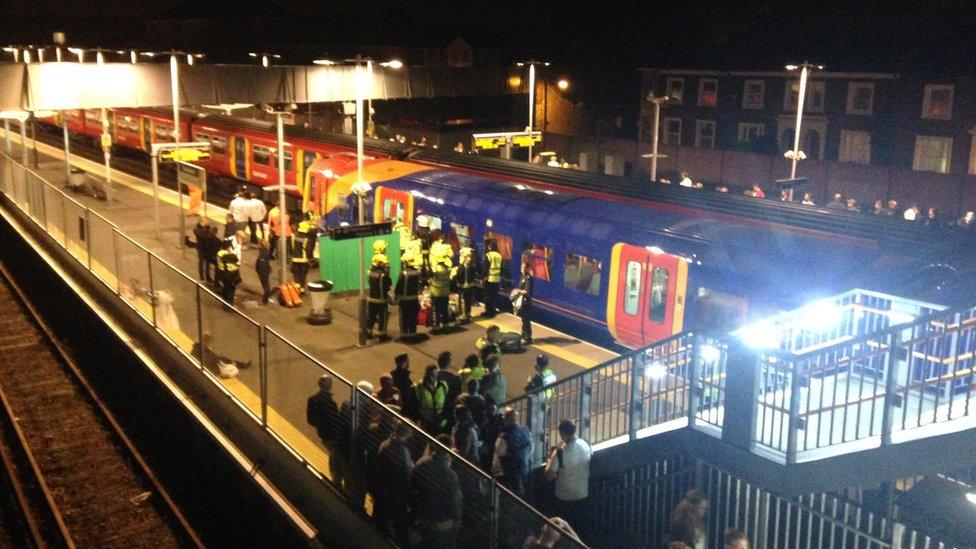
left=2, top=1, right=975, bottom=119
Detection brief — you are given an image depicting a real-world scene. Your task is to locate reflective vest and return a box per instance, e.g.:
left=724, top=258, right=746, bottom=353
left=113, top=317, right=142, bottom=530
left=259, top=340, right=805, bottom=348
left=415, top=380, right=448, bottom=426
left=486, top=251, right=502, bottom=283
left=459, top=365, right=487, bottom=384
left=395, top=266, right=421, bottom=301
left=429, top=263, right=451, bottom=297
left=291, top=234, right=308, bottom=263
left=368, top=266, right=391, bottom=304
left=268, top=207, right=293, bottom=237
left=535, top=368, right=557, bottom=398
left=456, top=262, right=478, bottom=289
left=216, top=249, right=239, bottom=272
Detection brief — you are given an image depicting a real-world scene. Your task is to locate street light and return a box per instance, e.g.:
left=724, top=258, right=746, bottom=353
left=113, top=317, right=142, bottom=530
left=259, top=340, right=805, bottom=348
left=642, top=93, right=671, bottom=182
left=516, top=60, right=549, bottom=160
left=784, top=62, right=823, bottom=198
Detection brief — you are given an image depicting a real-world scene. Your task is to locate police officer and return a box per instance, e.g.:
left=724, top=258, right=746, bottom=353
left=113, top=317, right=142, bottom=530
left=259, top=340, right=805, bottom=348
left=429, top=252, right=452, bottom=333
left=215, top=239, right=241, bottom=305
left=394, top=252, right=422, bottom=341
left=455, top=247, right=478, bottom=323
left=291, top=229, right=309, bottom=292
left=483, top=239, right=502, bottom=318
left=366, top=254, right=392, bottom=340
left=524, top=354, right=557, bottom=398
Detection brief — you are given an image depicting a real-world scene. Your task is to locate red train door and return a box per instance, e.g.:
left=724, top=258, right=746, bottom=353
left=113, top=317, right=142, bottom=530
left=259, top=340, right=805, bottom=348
left=606, top=243, right=688, bottom=348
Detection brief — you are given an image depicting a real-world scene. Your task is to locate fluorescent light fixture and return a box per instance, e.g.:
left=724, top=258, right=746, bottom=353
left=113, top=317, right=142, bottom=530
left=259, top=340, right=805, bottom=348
left=313, top=59, right=337, bottom=66
left=543, top=190, right=554, bottom=195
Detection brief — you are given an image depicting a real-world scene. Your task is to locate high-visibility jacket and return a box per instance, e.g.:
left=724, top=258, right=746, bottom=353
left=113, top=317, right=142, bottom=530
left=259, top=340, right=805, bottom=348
left=525, top=368, right=557, bottom=398
left=268, top=207, right=293, bottom=237
left=291, top=234, right=308, bottom=263
left=415, top=380, right=448, bottom=427
left=455, top=262, right=478, bottom=289
left=429, top=263, right=451, bottom=298
left=216, top=249, right=239, bottom=272
left=459, top=365, right=487, bottom=385
left=486, top=251, right=502, bottom=283
left=368, top=266, right=392, bottom=304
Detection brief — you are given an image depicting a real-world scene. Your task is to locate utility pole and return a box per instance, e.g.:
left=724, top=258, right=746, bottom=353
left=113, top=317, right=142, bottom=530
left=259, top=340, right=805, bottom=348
left=784, top=62, right=823, bottom=200
left=643, top=93, right=670, bottom=182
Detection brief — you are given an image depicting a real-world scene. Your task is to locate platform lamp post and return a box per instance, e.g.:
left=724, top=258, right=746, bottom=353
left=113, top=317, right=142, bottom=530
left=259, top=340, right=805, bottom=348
left=516, top=60, right=549, bottom=161
left=642, top=93, right=671, bottom=182
left=784, top=62, right=823, bottom=200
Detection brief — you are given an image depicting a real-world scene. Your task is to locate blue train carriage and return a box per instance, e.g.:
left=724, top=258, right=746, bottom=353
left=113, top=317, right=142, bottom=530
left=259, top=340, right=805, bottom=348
left=304, top=157, right=919, bottom=350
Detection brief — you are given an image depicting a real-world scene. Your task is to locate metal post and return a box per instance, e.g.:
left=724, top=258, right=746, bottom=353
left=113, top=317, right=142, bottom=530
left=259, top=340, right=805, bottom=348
left=688, top=338, right=701, bottom=428
left=84, top=209, right=92, bottom=271
left=650, top=99, right=662, bottom=181
left=788, top=64, right=810, bottom=203
left=578, top=371, right=592, bottom=443
left=891, top=522, right=906, bottom=549
left=629, top=355, right=643, bottom=442
left=880, top=330, right=903, bottom=446
left=195, top=284, right=204, bottom=367
left=527, top=63, right=536, bottom=161
left=259, top=326, right=268, bottom=427
left=101, top=108, right=112, bottom=202
left=488, top=479, right=499, bottom=549
left=61, top=111, right=71, bottom=186
left=29, top=114, right=38, bottom=168
left=356, top=62, right=368, bottom=348
left=152, top=153, right=160, bottom=241
left=148, top=253, right=157, bottom=327
left=177, top=165, right=186, bottom=257
left=786, top=364, right=802, bottom=464
left=276, top=113, right=288, bottom=284
left=19, top=120, right=27, bottom=166
left=171, top=53, right=181, bottom=159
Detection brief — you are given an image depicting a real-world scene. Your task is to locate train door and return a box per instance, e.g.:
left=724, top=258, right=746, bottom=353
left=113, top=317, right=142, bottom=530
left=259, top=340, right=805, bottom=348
left=606, top=243, right=688, bottom=348
left=373, top=186, right=414, bottom=226
left=232, top=137, right=248, bottom=179
left=298, top=150, right=318, bottom=187
left=141, top=118, right=151, bottom=151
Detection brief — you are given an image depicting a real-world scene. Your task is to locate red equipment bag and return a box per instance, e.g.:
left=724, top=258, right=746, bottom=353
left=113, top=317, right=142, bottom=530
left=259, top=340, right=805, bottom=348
left=279, top=282, right=303, bottom=308
left=418, top=304, right=431, bottom=327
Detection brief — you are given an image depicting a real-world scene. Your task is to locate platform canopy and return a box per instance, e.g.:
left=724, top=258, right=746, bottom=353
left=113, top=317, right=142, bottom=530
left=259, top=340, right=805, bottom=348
left=0, top=62, right=518, bottom=111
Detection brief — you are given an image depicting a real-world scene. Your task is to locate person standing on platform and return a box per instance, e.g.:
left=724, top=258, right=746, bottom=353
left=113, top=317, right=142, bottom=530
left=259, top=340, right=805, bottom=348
left=215, top=240, right=241, bottom=305
left=299, top=211, right=318, bottom=265
left=245, top=191, right=267, bottom=244
left=483, top=239, right=502, bottom=317
left=255, top=240, right=274, bottom=305
left=436, top=351, right=462, bottom=424
left=392, top=354, right=418, bottom=418
left=267, top=203, right=292, bottom=260
left=480, top=356, right=507, bottom=406
left=525, top=354, right=557, bottom=398
left=455, top=247, right=477, bottom=323
left=193, top=217, right=212, bottom=283
left=668, top=489, right=709, bottom=549
left=202, top=226, right=221, bottom=287
left=415, top=364, right=449, bottom=434
left=306, top=374, right=340, bottom=453
left=367, top=254, right=392, bottom=341
left=458, top=353, right=487, bottom=386
left=429, top=254, right=452, bottom=333
left=451, top=405, right=480, bottom=465
left=373, top=421, right=414, bottom=546
left=545, top=419, right=592, bottom=541
left=395, top=252, right=422, bottom=341
left=457, top=377, right=486, bottom=427
left=373, top=374, right=401, bottom=407
left=409, top=433, right=462, bottom=549
left=492, top=408, right=532, bottom=496
left=291, top=230, right=310, bottom=293
left=516, top=258, right=535, bottom=345
left=229, top=230, right=246, bottom=264
left=229, top=190, right=249, bottom=236
left=223, top=213, right=238, bottom=239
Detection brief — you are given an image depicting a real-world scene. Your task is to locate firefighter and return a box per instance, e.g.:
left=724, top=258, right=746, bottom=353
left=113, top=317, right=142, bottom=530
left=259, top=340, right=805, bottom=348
left=298, top=211, right=317, bottom=266
left=366, top=254, right=392, bottom=340
left=455, top=247, right=478, bottom=323
left=372, top=239, right=389, bottom=265
left=394, top=252, right=422, bottom=341
left=483, top=239, right=502, bottom=318
left=215, top=239, right=241, bottom=305
left=291, top=229, right=309, bottom=292
left=429, top=251, right=453, bottom=333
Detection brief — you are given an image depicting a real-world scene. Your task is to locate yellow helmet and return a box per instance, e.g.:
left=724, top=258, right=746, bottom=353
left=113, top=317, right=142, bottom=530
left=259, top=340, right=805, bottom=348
left=371, top=253, right=389, bottom=266
left=372, top=240, right=388, bottom=254
left=401, top=252, right=416, bottom=265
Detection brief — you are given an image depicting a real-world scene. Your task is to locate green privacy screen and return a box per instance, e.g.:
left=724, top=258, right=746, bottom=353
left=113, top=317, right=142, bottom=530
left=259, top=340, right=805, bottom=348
left=319, top=234, right=400, bottom=292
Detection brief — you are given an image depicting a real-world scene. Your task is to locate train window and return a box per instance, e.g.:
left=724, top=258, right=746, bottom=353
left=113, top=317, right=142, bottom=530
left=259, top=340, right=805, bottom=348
left=194, top=132, right=210, bottom=144
left=210, top=136, right=227, bottom=155
left=486, top=231, right=513, bottom=260
left=450, top=223, right=472, bottom=250
left=624, top=261, right=642, bottom=316
left=521, top=244, right=552, bottom=281
left=283, top=151, right=294, bottom=172
left=563, top=252, right=601, bottom=296
left=85, top=110, right=101, bottom=123
left=117, top=117, right=137, bottom=133
left=252, top=145, right=272, bottom=166
left=382, top=198, right=406, bottom=222
left=649, top=267, right=669, bottom=323
left=154, top=124, right=173, bottom=140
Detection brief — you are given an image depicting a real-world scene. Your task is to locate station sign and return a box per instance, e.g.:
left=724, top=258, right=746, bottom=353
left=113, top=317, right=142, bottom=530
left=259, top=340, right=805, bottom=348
left=473, top=136, right=508, bottom=150
left=472, top=130, right=543, bottom=152
left=328, top=221, right=393, bottom=241
left=177, top=162, right=207, bottom=189
left=152, top=141, right=211, bottom=164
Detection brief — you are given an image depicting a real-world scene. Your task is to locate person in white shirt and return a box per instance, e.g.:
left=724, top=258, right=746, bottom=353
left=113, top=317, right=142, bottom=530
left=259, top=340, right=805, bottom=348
left=545, top=419, right=591, bottom=540
left=228, top=191, right=250, bottom=235
left=679, top=172, right=693, bottom=187
left=244, top=192, right=267, bottom=244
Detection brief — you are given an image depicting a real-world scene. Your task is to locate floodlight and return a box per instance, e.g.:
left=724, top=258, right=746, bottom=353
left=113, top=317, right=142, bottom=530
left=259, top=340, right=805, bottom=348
left=736, top=321, right=781, bottom=350
left=645, top=361, right=668, bottom=380
left=699, top=344, right=721, bottom=363
left=799, top=300, right=843, bottom=333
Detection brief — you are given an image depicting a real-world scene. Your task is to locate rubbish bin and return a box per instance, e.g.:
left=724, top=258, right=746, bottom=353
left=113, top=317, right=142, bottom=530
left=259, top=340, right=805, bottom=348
left=67, top=167, right=86, bottom=190
left=306, top=280, right=333, bottom=325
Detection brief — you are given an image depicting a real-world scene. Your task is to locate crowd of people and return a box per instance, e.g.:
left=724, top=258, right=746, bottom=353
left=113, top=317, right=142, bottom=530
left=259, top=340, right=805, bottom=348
left=305, top=334, right=589, bottom=548
left=663, top=172, right=976, bottom=229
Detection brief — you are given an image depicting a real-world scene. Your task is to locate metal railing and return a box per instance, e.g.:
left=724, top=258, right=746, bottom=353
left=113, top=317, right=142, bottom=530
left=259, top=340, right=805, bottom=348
left=586, top=453, right=955, bottom=549
left=0, top=152, right=585, bottom=548
left=754, top=301, right=976, bottom=464
left=506, top=331, right=728, bottom=462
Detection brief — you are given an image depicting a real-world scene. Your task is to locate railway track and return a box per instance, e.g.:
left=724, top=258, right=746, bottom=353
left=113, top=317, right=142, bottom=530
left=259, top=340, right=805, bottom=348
left=0, top=259, right=202, bottom=548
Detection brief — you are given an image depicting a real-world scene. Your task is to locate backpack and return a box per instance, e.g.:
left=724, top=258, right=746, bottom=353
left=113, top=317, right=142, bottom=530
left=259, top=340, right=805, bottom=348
left=498, top=332, right=524, bottom=353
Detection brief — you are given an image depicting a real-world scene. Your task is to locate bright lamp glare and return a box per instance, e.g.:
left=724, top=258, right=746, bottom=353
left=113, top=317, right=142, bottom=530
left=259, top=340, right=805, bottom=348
left=646, top=362, right=668, bottom=380
left=737, top=322, right=781, bottom=350
left=967, top=492, right=976, bottom=506
left=381, top=59, right=403, bottom=69
left=799, top=301, right=843, bottom=332
left=699, top=344, right=721, bottom=363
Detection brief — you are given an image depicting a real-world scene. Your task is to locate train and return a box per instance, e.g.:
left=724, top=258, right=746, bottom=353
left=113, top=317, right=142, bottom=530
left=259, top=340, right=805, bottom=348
left=36, top=108, right=975, bottom=349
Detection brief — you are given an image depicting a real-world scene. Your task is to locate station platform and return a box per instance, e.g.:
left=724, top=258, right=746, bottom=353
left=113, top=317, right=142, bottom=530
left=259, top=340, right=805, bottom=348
left=2, top=132, right=617, bottom=483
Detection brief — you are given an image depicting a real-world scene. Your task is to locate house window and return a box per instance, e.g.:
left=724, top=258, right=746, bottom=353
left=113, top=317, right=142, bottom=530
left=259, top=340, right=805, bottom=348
left=922, top=85, right=954, bottom=120
left=662, top=117, right=682, bottom=145
left=742, top=80, right=765, bottom=109
left=737, top=123, right=765, bottom=143
left=665, top=77, right=684, bottom=104
left=846, top=83, right=874, bottom=115
left=695, top=120, right=716, bottom=149
left=563, top=252, right=601, bottom=296
left=698, top=79, right=718, bottom=107
left=913, top=136, right=952, bottom=174
left=785, top=80, right=826, bottom=112
left=838, top=131, right=871, bottom=164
